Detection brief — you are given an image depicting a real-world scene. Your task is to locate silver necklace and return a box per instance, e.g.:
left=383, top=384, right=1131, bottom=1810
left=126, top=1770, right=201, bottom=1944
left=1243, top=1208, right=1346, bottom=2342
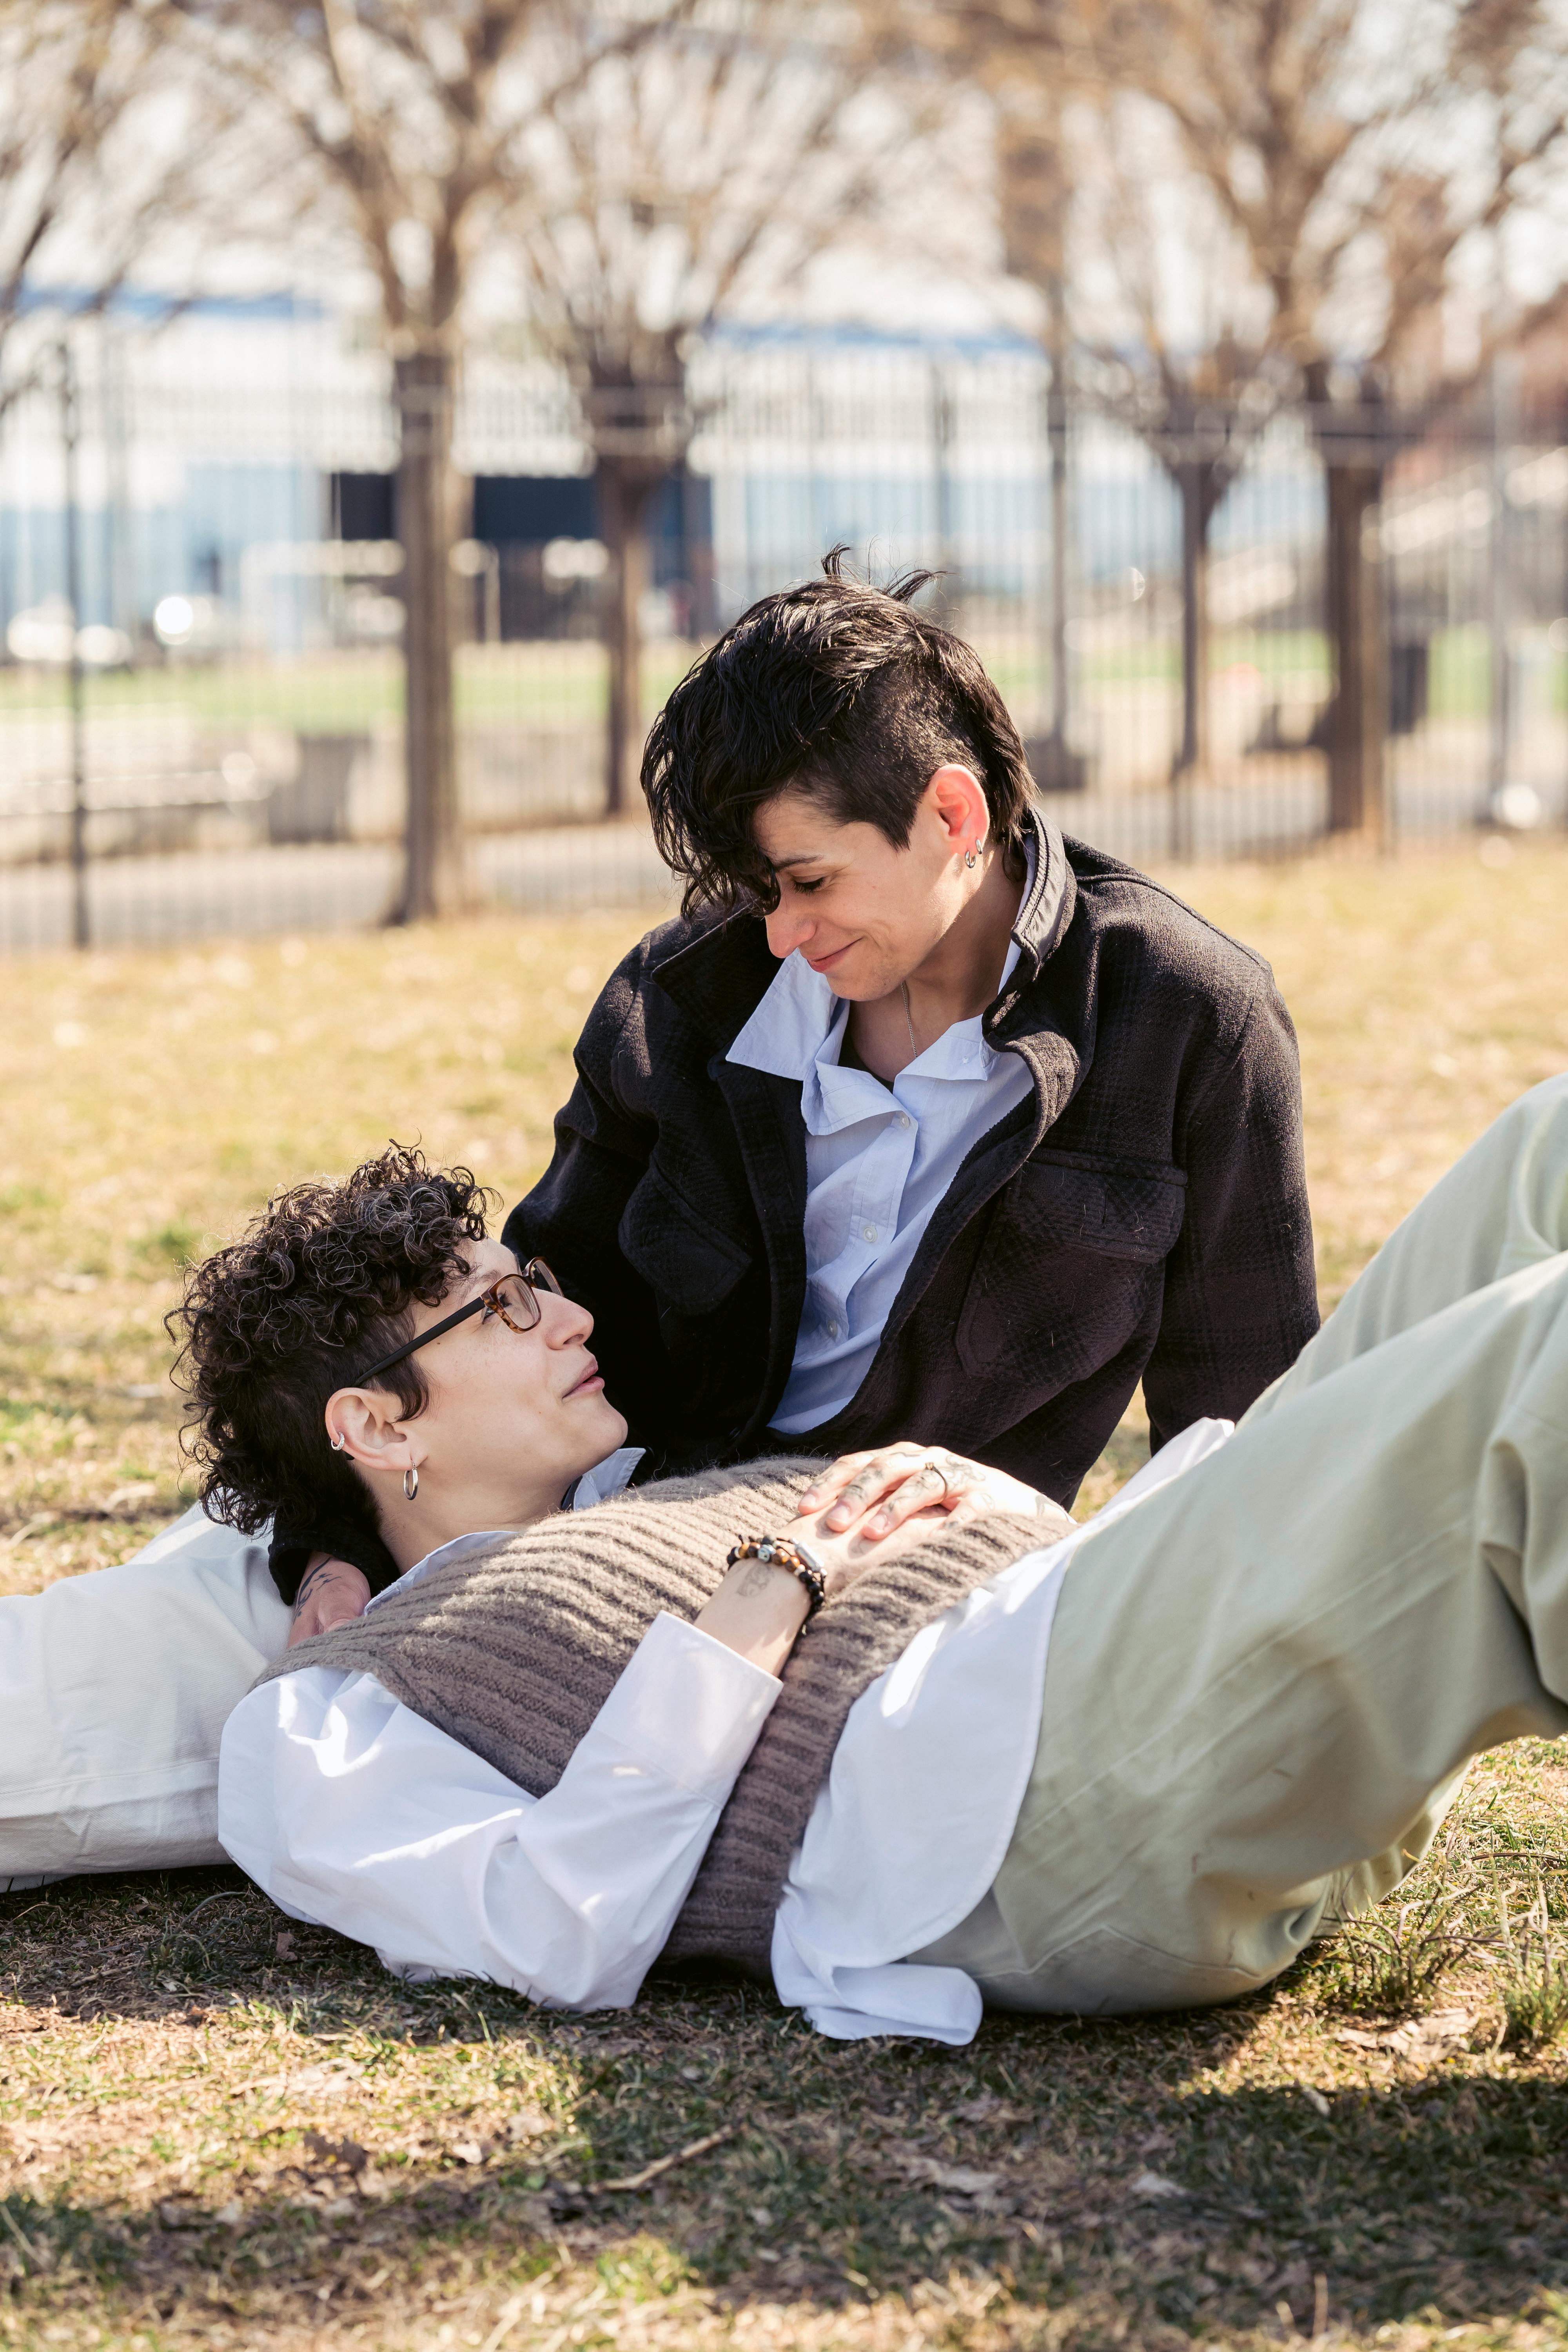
left=900, top=980, right=918, bottom=1060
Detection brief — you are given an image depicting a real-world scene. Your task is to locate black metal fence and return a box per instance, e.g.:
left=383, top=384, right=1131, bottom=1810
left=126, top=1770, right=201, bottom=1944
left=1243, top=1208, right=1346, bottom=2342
left=2, top=310, right=1564, bottom=952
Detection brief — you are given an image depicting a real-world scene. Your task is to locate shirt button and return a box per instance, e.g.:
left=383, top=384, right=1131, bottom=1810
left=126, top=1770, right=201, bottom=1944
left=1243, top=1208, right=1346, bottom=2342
left=862, top=1222, right=878, bottom=1241
left=898, top=1113, right=911, bottom=1129
left=826, top=1321, right=840, bottom=1339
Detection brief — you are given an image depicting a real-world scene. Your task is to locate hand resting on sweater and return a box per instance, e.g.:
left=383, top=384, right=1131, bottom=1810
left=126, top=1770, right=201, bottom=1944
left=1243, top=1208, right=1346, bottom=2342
left=797, top=1443, right=1073, bottom=1545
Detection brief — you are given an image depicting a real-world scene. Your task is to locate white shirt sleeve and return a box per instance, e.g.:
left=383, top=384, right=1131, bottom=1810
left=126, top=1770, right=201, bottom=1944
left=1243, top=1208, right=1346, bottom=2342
left=218, top=1612, right=779, bottom=2011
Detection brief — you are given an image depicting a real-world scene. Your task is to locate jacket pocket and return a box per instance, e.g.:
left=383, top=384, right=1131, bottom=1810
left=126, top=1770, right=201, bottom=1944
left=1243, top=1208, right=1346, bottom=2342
left=617, top=1161, right=753, bottom=1318
left=956, top=1150, right=1187, bottom=1386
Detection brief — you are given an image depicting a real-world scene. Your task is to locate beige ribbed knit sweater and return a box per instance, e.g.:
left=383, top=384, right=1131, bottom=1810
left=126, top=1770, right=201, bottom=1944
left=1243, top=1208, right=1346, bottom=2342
left=256, top=1459, right=1045, bottom=1978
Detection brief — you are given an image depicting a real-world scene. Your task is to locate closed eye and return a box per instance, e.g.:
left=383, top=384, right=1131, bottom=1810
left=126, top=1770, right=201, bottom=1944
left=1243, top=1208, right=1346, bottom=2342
left=791, top=875, right=827, bottom=895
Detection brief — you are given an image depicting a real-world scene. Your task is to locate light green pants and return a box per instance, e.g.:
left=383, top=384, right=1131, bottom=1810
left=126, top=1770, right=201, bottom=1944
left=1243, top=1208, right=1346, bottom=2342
left=917, top=1073, right=1568, bottom=2013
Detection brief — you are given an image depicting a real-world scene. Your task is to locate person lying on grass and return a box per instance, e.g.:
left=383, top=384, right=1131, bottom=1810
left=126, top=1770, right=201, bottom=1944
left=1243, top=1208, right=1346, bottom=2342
left=178, top=1079, right=1568, bottom=2044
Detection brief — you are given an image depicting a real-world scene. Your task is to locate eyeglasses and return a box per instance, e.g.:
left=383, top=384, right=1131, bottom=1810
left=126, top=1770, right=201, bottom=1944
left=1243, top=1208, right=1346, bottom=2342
left=353, top=1259, right=564, bottom=1386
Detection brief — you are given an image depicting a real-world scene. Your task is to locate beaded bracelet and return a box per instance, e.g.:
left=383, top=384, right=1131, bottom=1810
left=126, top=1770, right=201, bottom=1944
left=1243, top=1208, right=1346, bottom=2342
left=726, top=1533, right=828, bottom=1618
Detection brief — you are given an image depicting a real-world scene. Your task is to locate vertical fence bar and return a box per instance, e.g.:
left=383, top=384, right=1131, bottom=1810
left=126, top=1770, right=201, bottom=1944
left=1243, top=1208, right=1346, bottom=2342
left=103, top=319, right=135, bottom=654
left=1489, top=356, right=1516, bottom=809
left=930, top=356, right=955, bottom=597
left=1379, top=424, right=1396, bottom=857
left=59, top=339, right=89, bottom=951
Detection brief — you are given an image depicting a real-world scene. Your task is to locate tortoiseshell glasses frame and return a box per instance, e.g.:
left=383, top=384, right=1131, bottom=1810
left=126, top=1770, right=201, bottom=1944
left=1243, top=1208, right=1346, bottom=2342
left=352, top=1259, right=564, bottom=1385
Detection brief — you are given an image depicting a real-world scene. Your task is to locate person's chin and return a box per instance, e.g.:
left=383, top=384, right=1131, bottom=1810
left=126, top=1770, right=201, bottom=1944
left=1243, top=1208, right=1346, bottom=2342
left=813, top=950, right=875, bottom=998
left=824, top=960, right=899, bottom=1002
left=575, top=1392, right=629, bottom=1457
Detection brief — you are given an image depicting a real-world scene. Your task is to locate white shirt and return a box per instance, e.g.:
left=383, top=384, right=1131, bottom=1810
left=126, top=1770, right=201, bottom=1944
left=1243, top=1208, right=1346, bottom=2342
left=219, top=1420, right=1233, bottom=2042
left=563, top=1448, right=645, bottom=1513
left=728, top=891, right=1036, bottom=1436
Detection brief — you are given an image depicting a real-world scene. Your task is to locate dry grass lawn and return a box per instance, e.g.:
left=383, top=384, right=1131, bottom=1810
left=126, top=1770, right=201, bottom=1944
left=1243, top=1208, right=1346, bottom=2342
left=3, top=838, right=1568, bottom=2352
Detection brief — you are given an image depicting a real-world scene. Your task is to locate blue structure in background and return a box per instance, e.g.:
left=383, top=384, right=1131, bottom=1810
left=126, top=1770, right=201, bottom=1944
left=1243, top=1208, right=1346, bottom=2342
left=0, top=463, right=321, bottom=641
left=0, top=298, right=1324, bottom=656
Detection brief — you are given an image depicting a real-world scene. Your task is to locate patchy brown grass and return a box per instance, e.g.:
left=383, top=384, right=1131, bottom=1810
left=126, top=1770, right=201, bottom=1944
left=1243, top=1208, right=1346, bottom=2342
left=4, top=838, right=1568, bottom=2352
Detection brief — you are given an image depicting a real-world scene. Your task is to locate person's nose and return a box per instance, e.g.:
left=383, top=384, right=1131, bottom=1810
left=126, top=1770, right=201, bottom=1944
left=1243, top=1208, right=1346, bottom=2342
left=540, top=1289, right=594, bottom=1347
left=766, top=902, right=816, bottom=960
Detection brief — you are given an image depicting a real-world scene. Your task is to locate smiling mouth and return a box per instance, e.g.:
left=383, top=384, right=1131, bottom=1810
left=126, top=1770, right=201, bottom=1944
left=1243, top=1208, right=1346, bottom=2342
left=806, top=940, right=855, bottom=972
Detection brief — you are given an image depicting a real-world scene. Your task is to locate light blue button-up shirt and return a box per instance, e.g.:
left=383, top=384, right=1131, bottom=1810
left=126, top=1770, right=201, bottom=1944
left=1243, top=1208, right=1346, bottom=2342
left=727, top=929, right=1034, bottom=1436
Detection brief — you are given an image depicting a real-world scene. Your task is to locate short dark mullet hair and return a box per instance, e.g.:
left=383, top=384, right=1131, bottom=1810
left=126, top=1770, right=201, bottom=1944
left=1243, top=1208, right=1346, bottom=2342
left=642, top=548, right=1036, bottom=916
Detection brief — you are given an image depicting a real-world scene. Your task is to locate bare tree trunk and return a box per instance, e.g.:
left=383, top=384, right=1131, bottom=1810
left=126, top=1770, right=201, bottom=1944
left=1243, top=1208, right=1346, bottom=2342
left=1000, top=124, right=1075, bottom=785
left=1165, top=461, right=1214, bottom=858
left=1310, top=373, right=1390, bottom=844
left=1174, top=460, right=1210, bottom=783
left=1322, top=452, right=1387, bottom=837
left=585, top=359, right=691, bottom=816
left=600, top=459, right=657, bottom=818
left=396, top=349, right=464, bottom=919
left=1030, top=356, right=1079, bottom=792
left=1048, top=366, right=1070, bottom=749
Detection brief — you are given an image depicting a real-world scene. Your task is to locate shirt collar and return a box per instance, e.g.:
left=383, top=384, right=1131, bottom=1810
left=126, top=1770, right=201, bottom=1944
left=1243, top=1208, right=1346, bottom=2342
left=726, top=947, right=842, bottom=1083
left=571, top=1445, right=644, bottom=1509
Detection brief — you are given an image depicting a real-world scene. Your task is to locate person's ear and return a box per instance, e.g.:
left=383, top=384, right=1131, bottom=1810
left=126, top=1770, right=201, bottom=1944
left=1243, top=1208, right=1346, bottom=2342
left=325, top=1388, right=421, bottom=1488
left=924, top=764, right=990, bottom=863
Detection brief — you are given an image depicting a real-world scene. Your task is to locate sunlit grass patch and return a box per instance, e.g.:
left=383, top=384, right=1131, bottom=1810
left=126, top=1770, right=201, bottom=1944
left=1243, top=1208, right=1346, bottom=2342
left=1307, top=1877, right=1485, bottom=2020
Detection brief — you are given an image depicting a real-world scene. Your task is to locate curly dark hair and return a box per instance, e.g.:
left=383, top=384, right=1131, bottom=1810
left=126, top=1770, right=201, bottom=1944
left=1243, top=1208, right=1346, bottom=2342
left=641, top=547, right=1036, bottom=916
left=167, top=1145, right=493, bottom=1541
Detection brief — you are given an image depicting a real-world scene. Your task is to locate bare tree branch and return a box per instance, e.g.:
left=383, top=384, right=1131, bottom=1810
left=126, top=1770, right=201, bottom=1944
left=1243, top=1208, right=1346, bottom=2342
left=0, top=0, right=238, bottom=419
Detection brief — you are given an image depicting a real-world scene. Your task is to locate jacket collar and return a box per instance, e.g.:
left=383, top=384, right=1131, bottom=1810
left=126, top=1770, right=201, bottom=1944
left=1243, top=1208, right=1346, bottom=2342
left=1007, top=805, right=1075, bottom=981
left=651, top=902, right=779, bottom=1049
left=651, top=800, right=1076, bottom=1048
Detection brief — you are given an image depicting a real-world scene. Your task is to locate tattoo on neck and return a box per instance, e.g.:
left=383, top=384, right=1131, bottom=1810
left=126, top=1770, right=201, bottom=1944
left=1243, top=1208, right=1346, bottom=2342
left=293, top=1564, right=331, bottom=1615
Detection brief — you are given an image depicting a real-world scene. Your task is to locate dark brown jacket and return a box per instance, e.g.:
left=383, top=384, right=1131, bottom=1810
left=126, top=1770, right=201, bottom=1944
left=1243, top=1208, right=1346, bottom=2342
left=269, top=813, right=1316, bottom=1602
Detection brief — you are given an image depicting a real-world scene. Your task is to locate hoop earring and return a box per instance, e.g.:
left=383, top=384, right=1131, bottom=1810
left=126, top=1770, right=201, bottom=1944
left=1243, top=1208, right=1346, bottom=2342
left=403, top=1464, right=419, bottom=1502
left=964, top=848, right=980, bottom=870
left=329, top=1430, right=347, bottom=1452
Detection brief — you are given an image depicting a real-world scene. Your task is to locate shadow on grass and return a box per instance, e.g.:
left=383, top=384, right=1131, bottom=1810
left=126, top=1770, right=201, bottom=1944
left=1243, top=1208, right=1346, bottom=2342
left=5, top=2018, right=1568, bottom=2338
left=5, top=1870, right=1568, bottom=2342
